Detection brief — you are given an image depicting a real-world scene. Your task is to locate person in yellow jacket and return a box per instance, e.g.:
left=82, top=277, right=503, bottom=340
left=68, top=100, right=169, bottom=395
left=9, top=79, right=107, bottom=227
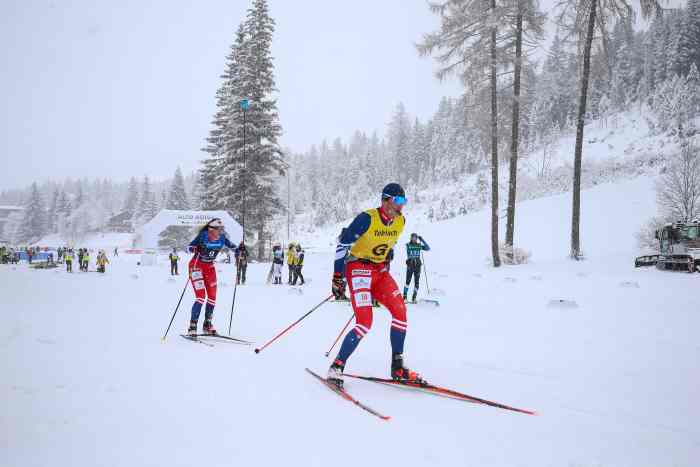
left=65, top=249, right=74, bottom=273
left=82, top=250, right=91, bottom=272
left=327, top=182, right=424, bottom=388
left=291, top=243, right=305, bottom=285
left=96, top=251, right=109, bottom=273
left=169, top=248, right=179, bottom=275
left=286, top=242, right=297, bottom=284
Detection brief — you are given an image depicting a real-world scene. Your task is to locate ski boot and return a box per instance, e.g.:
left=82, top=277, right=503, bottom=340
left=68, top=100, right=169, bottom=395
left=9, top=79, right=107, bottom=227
left=202, top=320, right=218, bottom=336
left=391, top=353, right=427, bottom=386
left=327, top=360, right=345, bottom=389
left=187, top=320, right=198, bottom=336
left=411, top=290, right=418, bottom=304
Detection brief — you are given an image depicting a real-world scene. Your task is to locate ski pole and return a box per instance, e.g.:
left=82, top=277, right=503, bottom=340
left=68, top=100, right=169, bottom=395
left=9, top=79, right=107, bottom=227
left=161, top=253, right=198, bottom=342
left=254, top=294, right=334, bottom=354
left=228, top=256, right=240, bottom=335
left=324, top=312, right=354, bottom=357
left=421, top=251, right=431, bottom=294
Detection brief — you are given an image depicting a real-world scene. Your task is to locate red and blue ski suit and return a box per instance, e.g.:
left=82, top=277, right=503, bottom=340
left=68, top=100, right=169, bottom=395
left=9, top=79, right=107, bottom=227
left=333, top=207, right=408, bottom=367
left=188, top=231, right=237, bottom=324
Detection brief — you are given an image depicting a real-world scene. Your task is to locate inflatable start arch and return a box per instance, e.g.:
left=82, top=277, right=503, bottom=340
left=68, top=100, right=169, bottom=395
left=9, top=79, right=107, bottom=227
left=133, top=210, right=243, bottom=249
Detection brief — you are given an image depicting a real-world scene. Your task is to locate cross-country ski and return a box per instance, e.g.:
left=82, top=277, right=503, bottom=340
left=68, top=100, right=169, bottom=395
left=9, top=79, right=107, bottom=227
left=306, top=368, right=391, bottom=421
left=344, top=374, right=537, bottom=416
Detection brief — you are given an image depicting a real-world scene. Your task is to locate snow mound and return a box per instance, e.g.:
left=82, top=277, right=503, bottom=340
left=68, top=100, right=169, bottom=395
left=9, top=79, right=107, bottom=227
left=428, top=287, right=446, bottom=296
left=547, top=298, right=579, bottom=309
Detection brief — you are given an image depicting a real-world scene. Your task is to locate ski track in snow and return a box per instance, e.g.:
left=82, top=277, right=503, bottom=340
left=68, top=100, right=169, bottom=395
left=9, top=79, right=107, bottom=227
left=2, top=176, right=700, bottom=467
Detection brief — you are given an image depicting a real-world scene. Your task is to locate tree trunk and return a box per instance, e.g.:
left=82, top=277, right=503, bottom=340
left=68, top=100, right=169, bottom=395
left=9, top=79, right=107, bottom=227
left=490, top=0, right=501, bottom=268
left=571, top=0, right=597, bottom=260
left=505, top=9, right=524, bottom=252
left=257, top=224, right=266, bottom=260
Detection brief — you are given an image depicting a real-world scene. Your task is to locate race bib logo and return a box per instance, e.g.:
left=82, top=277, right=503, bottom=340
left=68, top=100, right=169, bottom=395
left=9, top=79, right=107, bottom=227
left=354, top=291, right=372, bottom=307
left=193, top=280, right=205, bottom=290
left=191, top=270, right=203, bottom=280
left=352, top=276, right=371, bottom=290
left=351, top=269, right=372, bottom=276
left=372, top=244, right=389, bottom=256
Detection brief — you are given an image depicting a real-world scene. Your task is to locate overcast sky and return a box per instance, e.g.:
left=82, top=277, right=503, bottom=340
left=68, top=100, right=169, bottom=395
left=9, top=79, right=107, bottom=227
left=1, top=0, right=469, bottom=190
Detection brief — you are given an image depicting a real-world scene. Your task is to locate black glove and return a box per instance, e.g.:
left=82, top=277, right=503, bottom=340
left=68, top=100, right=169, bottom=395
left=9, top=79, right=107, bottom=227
left=332, top=272, right=346, bottom=298
left=418, top=235, right=424, bottom=242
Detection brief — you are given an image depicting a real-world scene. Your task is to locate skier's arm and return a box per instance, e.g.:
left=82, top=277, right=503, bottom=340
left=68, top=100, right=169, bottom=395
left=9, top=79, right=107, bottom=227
left=188, top=233, right=202, bottom=253
left=419, top=236, right=431, bottom=251
left=334, top=212, right=371, bottom=274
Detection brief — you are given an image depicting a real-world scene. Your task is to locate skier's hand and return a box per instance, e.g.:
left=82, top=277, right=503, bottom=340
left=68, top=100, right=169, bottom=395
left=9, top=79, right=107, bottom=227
left=332, top=272, right=346, bottom=298
left=418, top=235, right=424, bottom=242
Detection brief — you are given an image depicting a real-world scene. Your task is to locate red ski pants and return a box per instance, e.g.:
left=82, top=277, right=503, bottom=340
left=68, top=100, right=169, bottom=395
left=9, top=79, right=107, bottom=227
left=189, top=258, right=217, bottom=309
left=345, top=260, right=408, bottom=337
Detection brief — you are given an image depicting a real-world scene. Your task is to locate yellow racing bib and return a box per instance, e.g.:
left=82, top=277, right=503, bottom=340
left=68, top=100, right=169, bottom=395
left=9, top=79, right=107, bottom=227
left=349, top=209, right=405, bottom=263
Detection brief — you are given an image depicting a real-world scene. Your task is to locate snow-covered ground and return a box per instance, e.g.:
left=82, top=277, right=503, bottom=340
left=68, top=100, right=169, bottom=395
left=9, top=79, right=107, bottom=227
left=3, top=175, right=699, bottom=467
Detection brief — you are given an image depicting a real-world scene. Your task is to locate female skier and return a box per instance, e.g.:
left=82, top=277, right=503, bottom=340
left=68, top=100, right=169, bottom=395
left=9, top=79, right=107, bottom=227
left=186, top=218, right=237, bottom=335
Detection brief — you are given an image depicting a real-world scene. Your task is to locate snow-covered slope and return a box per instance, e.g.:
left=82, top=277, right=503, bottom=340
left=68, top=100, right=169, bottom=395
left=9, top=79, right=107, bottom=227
left=288, top=108, right=679, bottom=243
left=3, top=174, right=698, bottom=467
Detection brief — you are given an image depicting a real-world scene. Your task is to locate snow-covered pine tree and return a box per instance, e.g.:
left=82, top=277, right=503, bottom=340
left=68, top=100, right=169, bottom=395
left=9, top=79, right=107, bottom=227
left=367, top=131, right=385, bottom=191
left=158, top=167, right=194, bottom=250
left=189, top=172, right=205, bottom=210
left=652, top=13, right=671, bottom=87
left=73, top=181, right=85, bottom=212
left=201, top=1, right=284, bottom=259
left=637, top=28, right=656, bottom=105
left=687, top=63, right=700, bottom=117
left=239, top=0, right=286, bottom=258
left=55, top=190, right=72, bottom=233
left=386, top=102, right=412, bottom=185
left=166, top=167, right=190, bottom=211
left=609, top=20, right=640, bottom=110
left=687, top=0, right=700, bottom=73
left=48, top=188, right=59, bottom=234
left=667, top=11, right=689, bottom=77
left=158, top=190, right=167, bottom=212
left=18, top=182, right=47, bottom=244
left=122, top=177, right=139, bottom=222
left=134, top=176, right=158, bottom=228
left=651, top=72, right=696, bottom=134
left=657, top=136, right=700, bottom=221
left=428, top=98, right=454, bottom=185
left=536, top=33, right=578, bottom=131
left=407, top=118, right=426, bottom=186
